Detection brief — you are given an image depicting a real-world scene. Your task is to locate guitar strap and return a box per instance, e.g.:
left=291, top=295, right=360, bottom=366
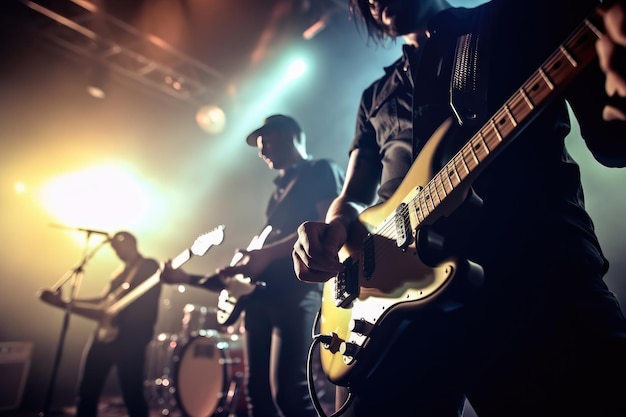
left=412, top=6, right=491, bottom=161
left=106, top=258, right=142, bottom=307
left=265, top=160, right=311, bottom=227
left=449, top=5, right=491, bottom=129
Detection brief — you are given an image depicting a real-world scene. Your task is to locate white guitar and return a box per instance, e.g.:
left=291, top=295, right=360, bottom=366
left=39, top=226, right=225, bottom=343
left=215, top=225, right=273, bottom=326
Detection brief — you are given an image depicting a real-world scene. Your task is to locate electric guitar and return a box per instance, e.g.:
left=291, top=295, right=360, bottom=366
left=214, top=225, right=273, bottom=326
left=39, top=226, right=225, bottom=343
left=319, top=9, right=607, bottom=386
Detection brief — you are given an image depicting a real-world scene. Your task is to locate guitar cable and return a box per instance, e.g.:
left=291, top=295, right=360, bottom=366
left=307, top=308, right=354, bottom=417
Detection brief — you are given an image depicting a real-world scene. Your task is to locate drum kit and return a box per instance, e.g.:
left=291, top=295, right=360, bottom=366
left=144, top=303, right=248, bottom=417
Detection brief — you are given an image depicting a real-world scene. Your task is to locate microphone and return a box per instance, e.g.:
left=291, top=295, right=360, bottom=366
left=76, top=228, right=111, bottom=238
left=50, top=223, right=111, bottom=239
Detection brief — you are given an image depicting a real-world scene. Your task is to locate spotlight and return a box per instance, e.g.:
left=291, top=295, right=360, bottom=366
left=195, top=105, right=226, bottom=135
left=86, top=64, right=108, bottom=99
left=86, top=84, right=106, bottom=99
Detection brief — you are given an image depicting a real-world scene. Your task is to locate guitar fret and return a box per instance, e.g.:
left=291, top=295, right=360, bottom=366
left=460, top=147, right=475, bottom=175
left=475, top=131, right=490, bottom=158
left=466, top=140, right=480, bottom=166
left=510, top=94, right=530, bottom=119
left=429, top=181, right=442, bottom=206
left=559, top=45, right=578, bottom=67
left=496, top=108, right=517, bottom=139
left=444, top=164, right=454, bottom=191
left=425, top=186, right=435, bottom=211
left=424, top=190, right=433, bottom=215
left=412, top=200, right=424, bottom=223
left=434, top=174, right=447, bottom=201
left=504, top=104, right=518, bottom=127
left=438, top=168, right=452, bottom=195
left=490, top=118, right=503, bottom=142
left=454, top=156, right=470, bottom=182
left=519, top=86, right=535, bottom=110
left=419, top=192, right=430, bottom=219
left=538, top=68, right=555, bottom=90
left=584, top=17, right=602, bottom=38
left=448, top=163, right=461, bottom=187
left=524, top=73, right=553, bottom=107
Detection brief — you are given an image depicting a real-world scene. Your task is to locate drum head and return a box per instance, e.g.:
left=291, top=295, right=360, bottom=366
left=175, top=334, right=226, bottom=417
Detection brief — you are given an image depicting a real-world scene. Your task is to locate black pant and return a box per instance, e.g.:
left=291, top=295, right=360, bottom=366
left=76, top=333, right=150, bottom=417
left=243, top=290, right=321, bottom=417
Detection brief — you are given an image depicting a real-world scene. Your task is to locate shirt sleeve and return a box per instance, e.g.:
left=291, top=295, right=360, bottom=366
left=350, top=85, right=381, bottom=156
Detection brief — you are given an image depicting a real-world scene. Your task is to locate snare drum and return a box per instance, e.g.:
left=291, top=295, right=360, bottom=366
left=174, top=331, right=247, bottom=417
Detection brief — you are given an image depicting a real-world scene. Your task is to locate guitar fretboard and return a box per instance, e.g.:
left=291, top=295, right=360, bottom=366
left=408, top=15, right=603, bottom=226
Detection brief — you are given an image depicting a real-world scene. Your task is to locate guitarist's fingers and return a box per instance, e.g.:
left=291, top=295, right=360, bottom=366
left=603, top=103, right=626, bottom=120
left=600, top=3, right=626, bottom=48
left=293, top=221, right=344, bottom=282
left=597, top=36, right=626, bottom=96
left=597, top=3, right=626, bottom=121
left=299, top=221, right=346, bottom=255
left=292, top=247, right=337, bottom=283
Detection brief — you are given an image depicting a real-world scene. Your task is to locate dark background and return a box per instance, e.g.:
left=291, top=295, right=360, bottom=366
left=0, top=0, right=624, bottom=413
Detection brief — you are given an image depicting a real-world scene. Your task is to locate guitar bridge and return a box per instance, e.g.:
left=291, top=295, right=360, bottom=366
left=335, top=257, right=359, bottom=308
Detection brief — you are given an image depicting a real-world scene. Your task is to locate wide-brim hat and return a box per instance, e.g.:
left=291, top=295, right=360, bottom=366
left=245, top=114, right=302, bottom=146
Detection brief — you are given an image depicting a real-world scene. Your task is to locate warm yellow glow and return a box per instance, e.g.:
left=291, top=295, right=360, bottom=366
left=14, top=182, right=27, bottom=194
left=37, top=163, right=160, bottom=232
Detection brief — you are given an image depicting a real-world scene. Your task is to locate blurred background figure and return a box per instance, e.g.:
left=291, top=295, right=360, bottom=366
left=39, top=231, right=160, bottom=417
left=161, top=114, right=345, bottom=417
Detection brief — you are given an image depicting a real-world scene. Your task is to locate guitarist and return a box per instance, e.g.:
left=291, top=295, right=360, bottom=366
left=160, top=114, right=345, bottom=417
left=40, top=231, right=160, bottom=417
left=293, top=1, right=626, bottom=416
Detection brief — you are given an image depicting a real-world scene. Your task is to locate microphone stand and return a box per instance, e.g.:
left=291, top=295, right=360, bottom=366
left=39, top=232, right=109, bottom=417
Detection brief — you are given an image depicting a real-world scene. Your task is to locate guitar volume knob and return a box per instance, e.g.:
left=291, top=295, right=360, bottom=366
left=339, top=341, right=360, bottom=363
left=349, top=318, right=373, bottom=336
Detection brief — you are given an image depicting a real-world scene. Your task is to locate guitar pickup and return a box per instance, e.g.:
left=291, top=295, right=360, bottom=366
left=394, top=202, right=413, bottom=250
left=362, top=234, right=375, bottom=280
left=335, top=257, right=359, bottom=308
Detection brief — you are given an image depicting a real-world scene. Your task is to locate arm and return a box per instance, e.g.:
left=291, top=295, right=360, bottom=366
left=38, top=288, right=108, bottom=321
left=293, top=148, right=381, bottom=283
left=216, top=197, right=336, bottom=280
left=159, top=262, right=225, bottom=291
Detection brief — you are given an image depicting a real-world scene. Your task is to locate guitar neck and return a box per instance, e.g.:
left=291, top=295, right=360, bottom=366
left=411, top=14, right=602, bottom=227
left=105, top=248, right=194, bottom=316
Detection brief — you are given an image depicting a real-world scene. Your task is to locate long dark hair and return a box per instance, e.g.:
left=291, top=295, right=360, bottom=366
left=348, top=0, right=394, bottom=45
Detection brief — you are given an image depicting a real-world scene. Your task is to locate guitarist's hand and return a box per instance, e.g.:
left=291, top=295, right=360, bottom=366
left=217, top=248, right=271, bottom=280
left=160, top=260, right=191, bottom=284
left=597, top=2, right=626, bottom=121
left=293, top=220, right=346, bottom=283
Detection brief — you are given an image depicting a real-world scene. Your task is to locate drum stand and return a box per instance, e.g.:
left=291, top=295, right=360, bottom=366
left=39, top=232, right=108, bottom=417
left=223, top=374, right=243, bottom=417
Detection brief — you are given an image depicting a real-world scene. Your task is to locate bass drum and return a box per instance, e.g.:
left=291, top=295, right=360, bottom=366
left=174, top=331, right=247, bottom=417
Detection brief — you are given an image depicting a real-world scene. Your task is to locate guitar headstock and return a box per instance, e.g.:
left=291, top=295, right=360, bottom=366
left=191, top=225, right=225, bottom=256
